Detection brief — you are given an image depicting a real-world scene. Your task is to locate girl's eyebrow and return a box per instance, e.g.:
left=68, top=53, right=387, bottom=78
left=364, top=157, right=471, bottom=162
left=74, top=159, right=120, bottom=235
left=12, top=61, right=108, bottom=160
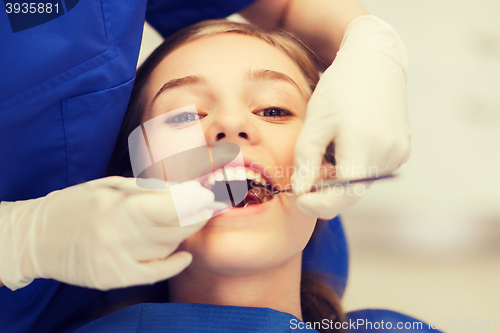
left=150, top=69, right=307, bottom=108
left=247, top=69, right=308, bottom=97
left=150, top=75, right=207, bottom=107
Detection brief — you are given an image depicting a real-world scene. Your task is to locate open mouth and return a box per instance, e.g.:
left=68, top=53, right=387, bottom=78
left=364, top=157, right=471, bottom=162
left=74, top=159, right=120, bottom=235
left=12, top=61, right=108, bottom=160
left=202, top=166, right=274, bottom=208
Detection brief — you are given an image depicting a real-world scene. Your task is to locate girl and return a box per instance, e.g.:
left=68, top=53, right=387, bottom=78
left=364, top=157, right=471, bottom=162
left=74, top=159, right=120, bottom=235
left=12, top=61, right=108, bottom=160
left=104, top=19, right=344, bottom=333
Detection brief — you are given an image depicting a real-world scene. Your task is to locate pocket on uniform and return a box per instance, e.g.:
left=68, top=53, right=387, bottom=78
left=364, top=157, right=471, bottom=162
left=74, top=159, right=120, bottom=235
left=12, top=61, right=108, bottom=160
left=62, top=75, right=135, bottom=186
left=0, top=0, right=116, bottom=104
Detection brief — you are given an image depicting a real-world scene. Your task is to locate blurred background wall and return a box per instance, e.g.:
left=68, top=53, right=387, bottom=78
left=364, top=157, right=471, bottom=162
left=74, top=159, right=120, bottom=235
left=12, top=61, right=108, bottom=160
left=339, top=1, right=500, bottom=329
left=138, top=1, right=500, bottom=330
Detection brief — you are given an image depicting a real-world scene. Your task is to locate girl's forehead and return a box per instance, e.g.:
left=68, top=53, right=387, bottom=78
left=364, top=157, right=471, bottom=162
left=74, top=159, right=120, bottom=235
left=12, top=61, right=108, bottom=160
left=148, top=33, right=310, bottom=96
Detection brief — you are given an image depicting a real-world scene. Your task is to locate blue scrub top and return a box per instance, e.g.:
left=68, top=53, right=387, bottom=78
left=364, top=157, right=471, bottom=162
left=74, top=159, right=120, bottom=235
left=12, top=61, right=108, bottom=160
left=0, top=1, right=257, bottom=332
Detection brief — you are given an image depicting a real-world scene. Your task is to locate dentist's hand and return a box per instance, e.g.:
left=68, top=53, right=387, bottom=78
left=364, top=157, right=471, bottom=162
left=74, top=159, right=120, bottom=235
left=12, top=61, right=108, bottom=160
left=292, top=15, right=411, bottom=219
left=0, top=177, right=215, bottom=291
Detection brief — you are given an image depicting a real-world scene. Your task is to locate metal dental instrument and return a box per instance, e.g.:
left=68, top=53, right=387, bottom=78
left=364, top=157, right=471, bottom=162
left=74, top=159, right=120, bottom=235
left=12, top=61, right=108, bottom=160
left=240, top=174, right=397, bottom=207
left=269, top=173, right=397, bottom=196
left=107, top=174, right=396, bottom=209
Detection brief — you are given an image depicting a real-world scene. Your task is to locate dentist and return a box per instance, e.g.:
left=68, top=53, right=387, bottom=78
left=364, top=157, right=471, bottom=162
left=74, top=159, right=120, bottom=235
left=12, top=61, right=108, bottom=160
left=0, top=0, right=410, bottom=332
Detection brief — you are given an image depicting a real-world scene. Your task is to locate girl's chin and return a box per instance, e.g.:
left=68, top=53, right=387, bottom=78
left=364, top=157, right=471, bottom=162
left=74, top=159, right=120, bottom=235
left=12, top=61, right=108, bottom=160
left=194, top=264, right=267, bottom=276
left=188, top=243, right=282, bottom=275
left=189, top=248, right=302, bottom=278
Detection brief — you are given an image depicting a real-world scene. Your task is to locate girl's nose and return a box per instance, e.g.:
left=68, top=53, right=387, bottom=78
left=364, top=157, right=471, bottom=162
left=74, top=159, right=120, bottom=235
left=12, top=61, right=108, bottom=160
left=205, top=107, right=261, bottom=146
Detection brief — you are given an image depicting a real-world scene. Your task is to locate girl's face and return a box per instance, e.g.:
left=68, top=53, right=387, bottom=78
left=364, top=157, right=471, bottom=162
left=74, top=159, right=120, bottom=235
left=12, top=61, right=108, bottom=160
left=144, top=33, right=317, bottom=275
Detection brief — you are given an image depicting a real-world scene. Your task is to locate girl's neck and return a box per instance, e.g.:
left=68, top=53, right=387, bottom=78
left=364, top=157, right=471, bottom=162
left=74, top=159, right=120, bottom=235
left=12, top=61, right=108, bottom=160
left=168, top=253, right=303, bottom=320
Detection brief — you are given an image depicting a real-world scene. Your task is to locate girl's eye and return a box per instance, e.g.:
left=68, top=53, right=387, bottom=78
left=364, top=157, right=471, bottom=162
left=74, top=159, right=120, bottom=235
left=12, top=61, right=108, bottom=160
left=255, top=107, right=292, bottom=118
left=166, top=112, right=204, bottom=126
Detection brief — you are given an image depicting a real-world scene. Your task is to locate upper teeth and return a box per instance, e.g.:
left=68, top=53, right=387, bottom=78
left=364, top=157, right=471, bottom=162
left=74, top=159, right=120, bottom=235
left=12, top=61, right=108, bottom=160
left=203, top=167, right=268, bottom=188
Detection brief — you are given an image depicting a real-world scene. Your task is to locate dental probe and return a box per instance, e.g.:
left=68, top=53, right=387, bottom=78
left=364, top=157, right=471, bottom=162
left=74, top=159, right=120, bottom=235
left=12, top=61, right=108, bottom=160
left=271, top=174, right=397, bottom=196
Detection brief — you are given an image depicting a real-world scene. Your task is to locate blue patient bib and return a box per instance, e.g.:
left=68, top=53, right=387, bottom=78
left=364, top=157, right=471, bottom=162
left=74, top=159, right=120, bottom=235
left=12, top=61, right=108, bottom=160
left=75, top=303, right=318, bottom=333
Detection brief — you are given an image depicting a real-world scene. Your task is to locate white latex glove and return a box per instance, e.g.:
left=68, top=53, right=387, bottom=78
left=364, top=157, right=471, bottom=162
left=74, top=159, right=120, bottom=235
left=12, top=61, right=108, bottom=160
left=292, top=15, right=411, bottom=219
left=0, top=177, right=216, bottom=291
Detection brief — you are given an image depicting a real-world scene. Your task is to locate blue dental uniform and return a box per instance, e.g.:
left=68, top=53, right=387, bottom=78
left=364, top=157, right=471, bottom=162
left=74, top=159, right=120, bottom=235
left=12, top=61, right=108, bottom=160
left=0, top=1, right=261, bottom=332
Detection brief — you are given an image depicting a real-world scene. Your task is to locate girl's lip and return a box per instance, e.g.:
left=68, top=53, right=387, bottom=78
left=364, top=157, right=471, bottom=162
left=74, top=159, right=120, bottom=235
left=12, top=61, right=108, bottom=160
left=241, top=161, right=276, bottom=187
left=208, top=194, right=277, bottom=221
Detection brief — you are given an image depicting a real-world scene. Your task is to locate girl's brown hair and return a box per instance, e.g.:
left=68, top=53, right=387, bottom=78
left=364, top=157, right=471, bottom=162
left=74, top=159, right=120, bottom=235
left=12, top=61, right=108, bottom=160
left=107, top=19, right=343, bottom=332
